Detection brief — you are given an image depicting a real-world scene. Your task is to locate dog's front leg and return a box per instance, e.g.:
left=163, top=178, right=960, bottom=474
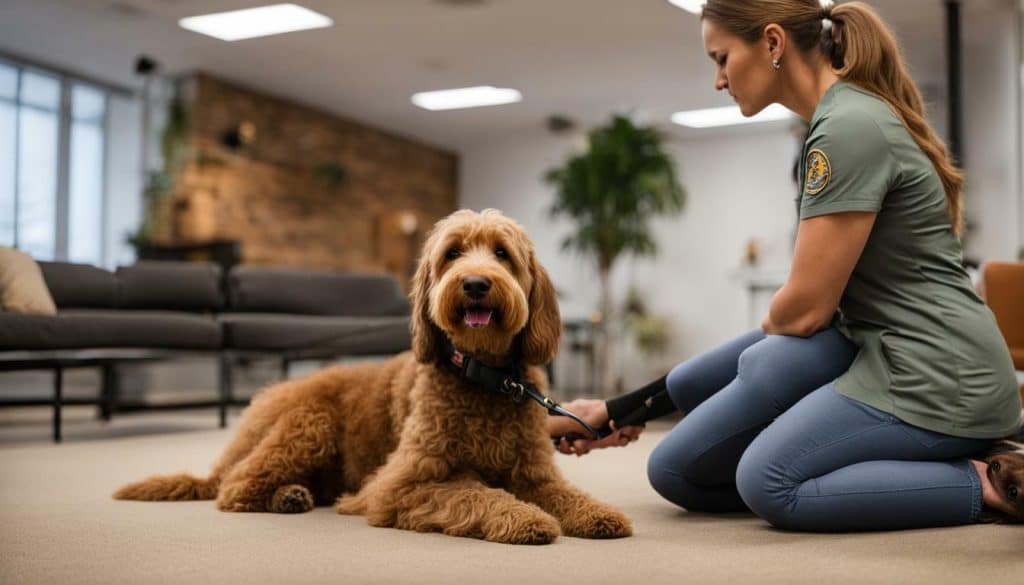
left=335, top=448, right=449, bottom=522
left=390, top=476, right=562, bottom=544
left=509, top=465, right=632, bottom=539
left=338, top=468, right=561, bottom=544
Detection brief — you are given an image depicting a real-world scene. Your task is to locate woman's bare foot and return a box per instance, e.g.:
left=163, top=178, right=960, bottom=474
left=971, top=459, right=1012, bottom=515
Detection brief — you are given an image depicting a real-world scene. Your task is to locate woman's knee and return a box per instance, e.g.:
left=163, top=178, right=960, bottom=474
left=664, top=329, right=764, bottom=410
left=665, top=360, right=694, bottom=399
left=735, top=438, right=796, bottom=529
left=736, top=329, right=857, bottom=392
left=647, top=440, right=688, bottom=505
left=646, top=440, right=708, bottom=511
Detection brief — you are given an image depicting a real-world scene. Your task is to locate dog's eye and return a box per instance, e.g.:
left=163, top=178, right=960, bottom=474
left=495, top=247, right=509, bottom=260
left=1010, top=486, right=1019, bottom=500
left=445, top=248, right=461, bottom=260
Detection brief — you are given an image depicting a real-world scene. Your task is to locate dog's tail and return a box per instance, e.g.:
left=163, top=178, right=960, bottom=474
left=113, top=473, right=218, bottom=501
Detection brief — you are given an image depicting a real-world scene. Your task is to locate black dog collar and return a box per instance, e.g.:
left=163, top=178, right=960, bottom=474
left=442, top=340, right=609, bottom=443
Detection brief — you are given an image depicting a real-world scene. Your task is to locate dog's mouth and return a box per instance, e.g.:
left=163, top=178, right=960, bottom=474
left=459, top=305, right=498, bottom=329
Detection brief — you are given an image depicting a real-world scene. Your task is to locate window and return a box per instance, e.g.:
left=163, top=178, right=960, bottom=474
left=0, top=60, right=108, bottom=264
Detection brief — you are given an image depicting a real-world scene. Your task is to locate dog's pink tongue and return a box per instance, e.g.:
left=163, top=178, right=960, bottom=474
left=464, top=308, right=493, bottom=328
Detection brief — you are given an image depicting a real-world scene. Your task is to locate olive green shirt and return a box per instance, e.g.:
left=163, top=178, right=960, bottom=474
left=797, top=80, right=1022, bottom=439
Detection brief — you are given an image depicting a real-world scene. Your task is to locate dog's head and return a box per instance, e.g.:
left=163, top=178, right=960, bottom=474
left=983, top=440, right=1024, bottom=522
left=409, top=209, right=560, bottom=366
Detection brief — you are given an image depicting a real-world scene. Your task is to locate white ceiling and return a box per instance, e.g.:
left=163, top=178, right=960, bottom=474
left=0, top=0, right=951, bottom=151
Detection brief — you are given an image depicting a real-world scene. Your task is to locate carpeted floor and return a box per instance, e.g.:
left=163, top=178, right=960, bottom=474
left=0, top=408, right=1020, bottom=585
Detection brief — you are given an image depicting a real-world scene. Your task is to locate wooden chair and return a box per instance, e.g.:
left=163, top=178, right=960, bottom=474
left=980, top=261, right=1024, bottom=403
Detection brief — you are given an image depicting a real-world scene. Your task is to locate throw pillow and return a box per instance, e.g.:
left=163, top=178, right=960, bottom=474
left=0, top=247, right=58, bottom=315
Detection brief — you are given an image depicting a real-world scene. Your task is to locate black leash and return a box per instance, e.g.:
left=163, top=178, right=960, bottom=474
left=442, top=340, right=611, bottom=446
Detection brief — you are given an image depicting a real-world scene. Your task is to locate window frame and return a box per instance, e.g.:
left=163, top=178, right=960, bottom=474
left=0, top=55, right=112, bottom=265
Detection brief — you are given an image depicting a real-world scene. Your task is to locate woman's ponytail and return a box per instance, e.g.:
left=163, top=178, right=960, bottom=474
left=829, top=2, right=965, bottom=234
left=703, top=1, right=965, bottom=235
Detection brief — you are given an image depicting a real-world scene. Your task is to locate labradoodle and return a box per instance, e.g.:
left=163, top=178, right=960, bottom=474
left=115, top=209, right=632, bottom=544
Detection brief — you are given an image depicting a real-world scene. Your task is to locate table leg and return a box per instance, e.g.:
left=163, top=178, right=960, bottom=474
left=53, top=367, right=63, bottom=443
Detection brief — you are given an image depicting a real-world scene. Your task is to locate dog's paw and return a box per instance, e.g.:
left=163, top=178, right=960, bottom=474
left=270, top=484, right=314, bottom=514
left=482, top=507, right=561, bottom=545
left=215, top=482, right=264, bottom=512
left=561, top=505, right=633, bottom=539
left=334, top=492, right=366, bottom=516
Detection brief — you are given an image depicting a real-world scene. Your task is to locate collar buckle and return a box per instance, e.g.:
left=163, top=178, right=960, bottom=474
left=501, top=378, right=526, bottom=403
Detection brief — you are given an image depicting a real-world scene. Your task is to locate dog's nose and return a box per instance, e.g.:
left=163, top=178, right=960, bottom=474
left=462, top=276, right=492, bottom=300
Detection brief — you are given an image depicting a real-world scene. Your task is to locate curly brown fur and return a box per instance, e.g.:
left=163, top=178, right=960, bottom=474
left=115, top=209, right=632, bottom=544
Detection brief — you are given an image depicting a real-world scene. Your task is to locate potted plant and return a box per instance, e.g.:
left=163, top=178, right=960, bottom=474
left=127, top=91, right=192, bottom=253
left=545, top=114, right=685, bottom=394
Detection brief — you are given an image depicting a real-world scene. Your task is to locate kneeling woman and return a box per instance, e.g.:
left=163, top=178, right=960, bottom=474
left=553, top=0, right=1022, bottom=532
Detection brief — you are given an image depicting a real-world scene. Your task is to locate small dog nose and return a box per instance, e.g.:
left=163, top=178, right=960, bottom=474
left=462, top=276, right=492, bottom=300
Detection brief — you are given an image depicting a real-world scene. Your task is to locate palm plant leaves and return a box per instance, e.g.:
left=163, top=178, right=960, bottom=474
left=545, top=115, right=685, bottom=272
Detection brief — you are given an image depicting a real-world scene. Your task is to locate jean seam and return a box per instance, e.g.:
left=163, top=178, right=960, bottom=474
left=794, top=484, right=973, bottom=498
left=964, top=459, right=983, bottom=522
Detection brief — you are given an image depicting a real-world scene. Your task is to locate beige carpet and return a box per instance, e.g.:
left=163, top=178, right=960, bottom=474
left=0, top=412, right=1020, bottom=585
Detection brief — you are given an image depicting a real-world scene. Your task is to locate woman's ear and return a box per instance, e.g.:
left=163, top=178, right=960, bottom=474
left=410, top=246, right=441, bottom=364
left=519, top=254, right=561, bottom=366
left=764, top=23, right=786, bottom=61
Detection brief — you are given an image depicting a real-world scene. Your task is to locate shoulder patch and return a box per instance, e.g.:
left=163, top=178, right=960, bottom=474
left=804, top=149, right=831, bottom=195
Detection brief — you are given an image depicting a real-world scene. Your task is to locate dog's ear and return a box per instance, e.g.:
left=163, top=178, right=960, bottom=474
left=410, top=246, right=442, bottom=364
left=519, top=254, right=561, bottom=365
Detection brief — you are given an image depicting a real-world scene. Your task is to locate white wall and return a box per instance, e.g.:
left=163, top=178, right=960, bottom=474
left=103, top=93, right=141, bottom=269
left=962, top=0, right=1023, bottom=261
left=460, top=124, right=799, bottom=391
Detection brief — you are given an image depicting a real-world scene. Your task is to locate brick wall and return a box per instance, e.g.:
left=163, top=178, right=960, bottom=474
left=167, top=73, right=457, bottom=288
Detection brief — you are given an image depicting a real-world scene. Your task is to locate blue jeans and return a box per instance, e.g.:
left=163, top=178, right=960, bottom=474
left=646, top=328, right=992, bottom=532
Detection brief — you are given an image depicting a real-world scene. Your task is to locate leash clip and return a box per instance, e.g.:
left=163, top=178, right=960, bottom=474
left=501, top=378, right=526, bottom=403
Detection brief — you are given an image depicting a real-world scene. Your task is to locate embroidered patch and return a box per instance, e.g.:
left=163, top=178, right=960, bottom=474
left=804, top=149, right=831, bottom=195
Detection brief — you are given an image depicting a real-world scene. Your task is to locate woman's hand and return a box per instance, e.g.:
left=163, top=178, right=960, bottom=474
left=548, top=398, right=644, bottom=456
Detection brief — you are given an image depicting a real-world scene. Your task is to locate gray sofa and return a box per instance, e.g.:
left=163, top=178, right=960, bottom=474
left=0, top=261, right=412, bottom=441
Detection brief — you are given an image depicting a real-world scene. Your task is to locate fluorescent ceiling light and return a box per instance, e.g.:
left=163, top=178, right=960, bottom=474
left=666, top=0, right=705, bottom=14
left=671, top=104, right=793, bottom=128
left=179, top=4, right=333, bottom=41
left=411, top=86, right=523, bottom=111
left=668, top=1, right=832, bottom=16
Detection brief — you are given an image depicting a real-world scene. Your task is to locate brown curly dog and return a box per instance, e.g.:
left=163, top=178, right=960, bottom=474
left=115, top=209, right=632, bottom=544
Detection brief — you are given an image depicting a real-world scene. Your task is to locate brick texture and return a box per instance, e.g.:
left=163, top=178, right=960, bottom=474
left=166, top=73, right=457, bottom=289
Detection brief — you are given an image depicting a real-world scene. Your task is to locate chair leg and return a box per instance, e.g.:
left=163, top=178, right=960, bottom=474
left=99, top=363, right=118, bottom=422
left=218, top=353, right=233, bottom=428
left=280, top=357, right=290, bottom=381
left=53, top=367, right=63, bottom=443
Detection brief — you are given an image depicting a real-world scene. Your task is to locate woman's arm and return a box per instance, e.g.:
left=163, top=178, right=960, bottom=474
left=763, top=211, right=877, bottom=337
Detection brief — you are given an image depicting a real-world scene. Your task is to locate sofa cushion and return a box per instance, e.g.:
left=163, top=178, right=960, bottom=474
left=0, top=310, right=222, bottom=350
left=218, top=313, right=411, bottom=356
left=227, top=267, right=410, bottom=316
left=0, top=247, right=57, bottom=315
left=116, top=262, right=223, bottom=311
left=38, top=261, right=118, bottom=309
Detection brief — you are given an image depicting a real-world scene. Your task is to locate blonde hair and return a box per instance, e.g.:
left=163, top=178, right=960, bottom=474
left=702, top=0, right=965, bottom=235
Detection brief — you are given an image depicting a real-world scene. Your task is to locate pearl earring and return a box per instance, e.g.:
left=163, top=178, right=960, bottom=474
left=771, top=58, right=781, bottom=71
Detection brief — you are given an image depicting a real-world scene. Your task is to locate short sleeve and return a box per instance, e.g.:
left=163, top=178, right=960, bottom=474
left=799, top=111, right=900, bottom=220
